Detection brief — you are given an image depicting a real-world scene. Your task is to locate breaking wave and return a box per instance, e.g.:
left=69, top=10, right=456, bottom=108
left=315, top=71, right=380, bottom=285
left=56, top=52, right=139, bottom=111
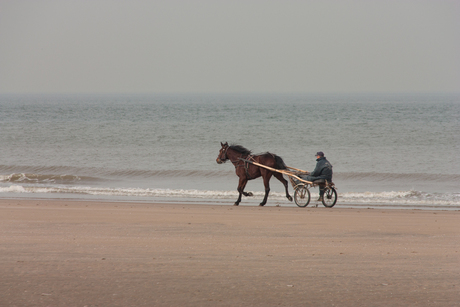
left=334, top=172, right=460, bottom=182
left=2, top=167, right=459, bottom=183
left=0, top=173, right=95, bottom=184
left=1, top=167, right=459, bottom=208
left=0, top=165, right=231, bottom=180
left=1, top=185, right=459, bottom=208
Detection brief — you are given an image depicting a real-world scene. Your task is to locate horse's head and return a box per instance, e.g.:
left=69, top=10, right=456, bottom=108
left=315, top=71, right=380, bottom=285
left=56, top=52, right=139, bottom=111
left=216, top=142, right=229, bottom=164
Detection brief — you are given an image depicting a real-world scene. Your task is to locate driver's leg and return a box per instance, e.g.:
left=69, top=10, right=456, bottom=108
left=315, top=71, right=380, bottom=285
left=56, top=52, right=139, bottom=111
left=318, top=186, right=325, bottom=201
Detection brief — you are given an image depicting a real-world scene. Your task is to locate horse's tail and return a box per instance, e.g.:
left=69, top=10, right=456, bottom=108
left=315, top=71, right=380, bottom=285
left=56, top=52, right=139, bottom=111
left=274, top=154, right=287, bottom=170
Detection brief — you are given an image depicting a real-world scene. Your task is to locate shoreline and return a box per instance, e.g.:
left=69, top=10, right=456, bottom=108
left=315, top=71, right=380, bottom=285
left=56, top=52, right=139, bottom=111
left=1, top=199, right=459, bottom=306
left=1, top=195, right=460, bottom=211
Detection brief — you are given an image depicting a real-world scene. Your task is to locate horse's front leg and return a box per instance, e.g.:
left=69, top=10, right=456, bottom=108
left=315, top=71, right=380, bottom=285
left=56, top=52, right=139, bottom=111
left=235, top=177, right=249, bottom=206
left=274, top=172, right=292, bottom=202
left=259, top=172, right=273, bottom=206
left=240, top=178, right=253, bottom=197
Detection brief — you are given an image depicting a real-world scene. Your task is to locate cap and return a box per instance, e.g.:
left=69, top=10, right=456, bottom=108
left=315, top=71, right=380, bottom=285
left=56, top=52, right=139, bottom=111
left=316, top=151, right=324, bottom=157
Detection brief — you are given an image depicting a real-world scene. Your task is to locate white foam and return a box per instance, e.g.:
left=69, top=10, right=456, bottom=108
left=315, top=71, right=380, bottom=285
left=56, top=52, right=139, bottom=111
left=0, top=184, right=459, bottom=206
left=0, top=185, right=27, bottom=192
left=339, top=191, right=460, bottom=206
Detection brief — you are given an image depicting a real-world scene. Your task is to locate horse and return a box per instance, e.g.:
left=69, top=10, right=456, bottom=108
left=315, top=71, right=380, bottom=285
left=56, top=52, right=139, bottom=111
left=216, top=142, right=293, bottom=206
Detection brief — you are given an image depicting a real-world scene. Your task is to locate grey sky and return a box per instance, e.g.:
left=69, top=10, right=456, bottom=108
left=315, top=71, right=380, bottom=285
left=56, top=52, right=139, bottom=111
left=1, top=0, right=459, bottom=94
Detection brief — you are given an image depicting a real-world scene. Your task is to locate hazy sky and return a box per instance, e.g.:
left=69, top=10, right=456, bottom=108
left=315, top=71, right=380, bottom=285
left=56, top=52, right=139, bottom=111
left=1, top=0, right=459, bottom=94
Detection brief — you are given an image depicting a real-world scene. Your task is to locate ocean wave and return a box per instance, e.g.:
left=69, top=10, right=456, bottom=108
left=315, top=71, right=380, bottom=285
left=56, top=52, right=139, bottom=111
left=0, top=173, right=97, bottom=184
left=339, top=190, right=460, bottom=206
left=2, top=165, right=459, bottom=182
left=0, top=165, right=233, bottom=179
left=0, top=185, right=240, bottom=199
left=107, top=169, right=230, bottom=178
left=0, top=165, right=84, bottom=175
left=1, top=184, right=459, bottom=207
left=334, top=172, right=460, bottom=182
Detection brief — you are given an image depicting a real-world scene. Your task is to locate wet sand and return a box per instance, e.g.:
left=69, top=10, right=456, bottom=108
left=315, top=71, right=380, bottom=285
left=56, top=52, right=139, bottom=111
left=0, top=199, right=459, bottom=306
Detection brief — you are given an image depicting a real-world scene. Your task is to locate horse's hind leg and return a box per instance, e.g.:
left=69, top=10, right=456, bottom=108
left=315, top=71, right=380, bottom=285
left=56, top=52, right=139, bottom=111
left=274, top=172, right=292, bottom=202
left=259, top=172, right=273, bottom=206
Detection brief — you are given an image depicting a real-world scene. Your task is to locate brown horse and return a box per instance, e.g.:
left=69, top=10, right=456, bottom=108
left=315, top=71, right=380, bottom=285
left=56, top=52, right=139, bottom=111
left=216, top=142, right=293, bottom=206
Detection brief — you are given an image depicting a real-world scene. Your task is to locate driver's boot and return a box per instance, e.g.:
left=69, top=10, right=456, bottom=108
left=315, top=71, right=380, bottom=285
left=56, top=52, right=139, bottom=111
left=317, top=188, right=325, bottom=201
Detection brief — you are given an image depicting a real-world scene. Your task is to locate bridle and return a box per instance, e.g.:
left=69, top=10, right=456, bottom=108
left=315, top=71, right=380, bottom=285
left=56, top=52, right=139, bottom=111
left=219, top=146, right=230, bottom=162
left=220, top=146, right=249, bottom=164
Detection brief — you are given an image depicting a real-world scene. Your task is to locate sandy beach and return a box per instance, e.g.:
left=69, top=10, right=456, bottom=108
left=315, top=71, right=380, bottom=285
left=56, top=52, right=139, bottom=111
left=0, top=199, right=458, bottom=306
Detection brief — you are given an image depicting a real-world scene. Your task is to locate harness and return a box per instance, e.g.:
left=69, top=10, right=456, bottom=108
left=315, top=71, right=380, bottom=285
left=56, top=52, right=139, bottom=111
left=224, top=148, right=255, bottom=180
left=241, top=155, right=255, bottom=180
left=222, top=146, right=270, bottom=180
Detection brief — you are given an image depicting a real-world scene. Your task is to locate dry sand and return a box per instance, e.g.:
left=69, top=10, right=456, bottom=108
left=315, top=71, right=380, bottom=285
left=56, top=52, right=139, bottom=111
left=0, top=199, right=459, bottom=307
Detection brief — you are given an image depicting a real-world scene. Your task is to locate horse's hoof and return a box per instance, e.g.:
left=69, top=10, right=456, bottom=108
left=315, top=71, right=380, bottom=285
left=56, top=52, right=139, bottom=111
left=287, top=196, right=293, bottom=202
left=259, top=203, right=265, bottom=207
left=233, top=203, right=239, bottom=206
left=247, top=192, right=253, bottom=197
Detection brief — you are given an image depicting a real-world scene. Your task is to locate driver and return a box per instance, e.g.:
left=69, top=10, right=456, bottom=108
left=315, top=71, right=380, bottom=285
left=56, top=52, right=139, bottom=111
left=303, top=151, right=333, bottom=201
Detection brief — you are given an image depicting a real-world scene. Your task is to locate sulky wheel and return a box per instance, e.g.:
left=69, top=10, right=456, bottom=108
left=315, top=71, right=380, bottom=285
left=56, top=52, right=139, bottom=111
left=322, top=187, right=337, bottom=208
left=294, top=185, right=311, bottom=207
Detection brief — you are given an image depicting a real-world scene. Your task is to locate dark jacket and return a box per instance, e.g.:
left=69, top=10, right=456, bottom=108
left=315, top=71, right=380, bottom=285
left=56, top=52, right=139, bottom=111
left=311, top=157, right=333, bottom=180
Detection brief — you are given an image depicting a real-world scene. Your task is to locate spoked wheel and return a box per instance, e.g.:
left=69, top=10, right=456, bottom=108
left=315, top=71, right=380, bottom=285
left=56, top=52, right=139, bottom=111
left=322, top=187, right=337, bottom=208
left=294, top=185, right=311, bottom=207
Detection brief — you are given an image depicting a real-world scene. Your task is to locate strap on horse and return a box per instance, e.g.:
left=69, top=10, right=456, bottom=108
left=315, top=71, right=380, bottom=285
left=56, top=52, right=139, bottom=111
left=244, top=155, right=254, bottom=180
left=231, top=155, right=255, bottom=180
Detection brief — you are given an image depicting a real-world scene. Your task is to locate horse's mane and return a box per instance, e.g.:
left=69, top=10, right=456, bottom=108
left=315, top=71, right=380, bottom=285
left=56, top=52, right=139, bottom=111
left=228, top=145, right=286, bottom=169
left=229, top=144, right=252, bottom=155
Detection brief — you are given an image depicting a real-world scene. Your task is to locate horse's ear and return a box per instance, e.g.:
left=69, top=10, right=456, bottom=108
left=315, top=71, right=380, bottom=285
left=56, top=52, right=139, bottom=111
left=221, top=142, right=224, bottom=146
left=224, top=142, right=228, bottom=146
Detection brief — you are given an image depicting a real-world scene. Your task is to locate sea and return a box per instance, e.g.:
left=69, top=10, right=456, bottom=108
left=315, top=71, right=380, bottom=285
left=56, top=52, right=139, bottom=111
left=1, top=93, right=459, bottom=210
